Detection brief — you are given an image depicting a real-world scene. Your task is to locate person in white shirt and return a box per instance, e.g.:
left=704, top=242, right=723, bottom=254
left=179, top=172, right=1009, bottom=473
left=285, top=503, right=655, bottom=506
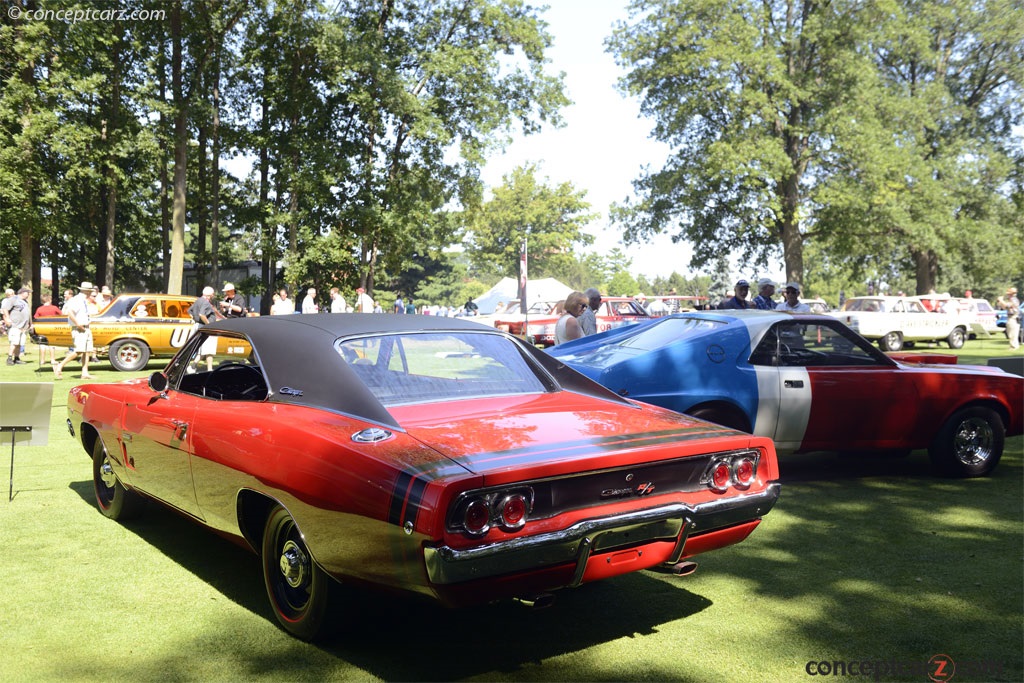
left=95, top=285, right=113, bottom=310
left=54, top=282, right=98, bottom=380
left=355, top=287, right=374, bottom=313
left=302, top=287, right=318, bottom=314
left=776, top=282, right=811, bottom=313
left=271, top=288, right=294, bottom=315
left=330, top=287, right=347, bottom=313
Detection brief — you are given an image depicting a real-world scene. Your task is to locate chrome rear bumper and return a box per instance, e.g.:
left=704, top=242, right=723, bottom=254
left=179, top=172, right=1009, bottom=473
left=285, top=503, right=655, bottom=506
left=424, top=482, right=780, bottom=585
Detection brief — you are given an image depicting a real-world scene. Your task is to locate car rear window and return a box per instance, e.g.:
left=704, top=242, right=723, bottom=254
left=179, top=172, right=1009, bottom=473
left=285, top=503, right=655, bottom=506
left=336, top=332, right=549, bottom=406
left=617, top=316, right=726, bottom=351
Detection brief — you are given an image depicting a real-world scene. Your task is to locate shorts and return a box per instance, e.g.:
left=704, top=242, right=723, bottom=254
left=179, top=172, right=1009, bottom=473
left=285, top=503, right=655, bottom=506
left=7, top=326, right=28, bottom=346
left=71, top=328, right=95, bottom=353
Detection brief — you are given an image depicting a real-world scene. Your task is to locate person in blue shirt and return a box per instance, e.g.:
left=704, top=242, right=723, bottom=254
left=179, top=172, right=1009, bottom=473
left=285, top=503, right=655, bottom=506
left=720, top=279, right=751, bottom=309
left=753, top=278, right=776, bottom=310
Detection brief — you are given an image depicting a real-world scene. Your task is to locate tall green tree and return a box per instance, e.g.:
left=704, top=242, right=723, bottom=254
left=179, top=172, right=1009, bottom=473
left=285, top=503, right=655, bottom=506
left=609, top=0, right=866, bottom=283
left=815, top=0, right=1023, bottom=294
left=466, top=163, right=596, bottom=280
left=609, top=0, right=1022, bottom=292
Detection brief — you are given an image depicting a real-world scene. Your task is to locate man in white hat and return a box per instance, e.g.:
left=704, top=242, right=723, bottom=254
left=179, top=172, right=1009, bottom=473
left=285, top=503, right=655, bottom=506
left=54, top=282, right=98, bottom=379
left=753, top=278, right=777, bottom=310
left=776, top=282, right=811, bottom=312
left=218, top=283, right=247, bottom=318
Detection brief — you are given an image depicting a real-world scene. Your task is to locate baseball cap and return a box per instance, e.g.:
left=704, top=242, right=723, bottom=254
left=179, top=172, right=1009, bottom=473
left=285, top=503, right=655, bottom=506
left=202, top=286, right=215, bottom=296
left=736, top=279, right=750, bottom=288
left=757, top=278, right=775, bottom=289
left=785, top=281, right=802, bottom=292
left=17, top=287, right=31, bottom=295
left=222, top=283, right=235, bottom=292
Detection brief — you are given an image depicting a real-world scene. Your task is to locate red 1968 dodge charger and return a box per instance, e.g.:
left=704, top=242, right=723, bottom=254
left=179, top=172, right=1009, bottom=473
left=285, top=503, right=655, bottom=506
left=67, top=314, right=780, bottom=640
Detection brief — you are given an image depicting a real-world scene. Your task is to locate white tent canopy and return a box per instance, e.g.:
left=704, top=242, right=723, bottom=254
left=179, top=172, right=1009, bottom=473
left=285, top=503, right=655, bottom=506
left=472, top=277, right=573, bottom=315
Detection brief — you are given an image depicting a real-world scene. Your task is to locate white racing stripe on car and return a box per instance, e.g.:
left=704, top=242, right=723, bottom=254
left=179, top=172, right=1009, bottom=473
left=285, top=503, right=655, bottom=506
left=752, top=365, right=812, bottom=452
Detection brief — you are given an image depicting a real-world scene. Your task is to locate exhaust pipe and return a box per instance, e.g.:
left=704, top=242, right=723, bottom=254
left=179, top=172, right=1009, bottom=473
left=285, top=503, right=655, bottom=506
left=515, top=593, right=556, bottom=609
left=658, top=560, right=698, bottom=577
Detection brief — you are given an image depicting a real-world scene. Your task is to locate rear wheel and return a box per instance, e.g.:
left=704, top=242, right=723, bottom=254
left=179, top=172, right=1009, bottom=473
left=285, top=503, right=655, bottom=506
left=687, top=405, right=751, bottom=433
left=109, top=339, right=151, bottom=372
left=928, top=407, right=1004, bottom=477
left=92, top=439, right=143, bottom=520
left=879, top=331, right=903, bottom=352
left=261, top=505, right=330, bottom=641
left=946, top=327, right=965, bottom=349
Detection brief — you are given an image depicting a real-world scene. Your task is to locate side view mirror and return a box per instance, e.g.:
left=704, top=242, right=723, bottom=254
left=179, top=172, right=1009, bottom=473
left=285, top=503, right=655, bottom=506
left=148, top=372, right=168, bottom=393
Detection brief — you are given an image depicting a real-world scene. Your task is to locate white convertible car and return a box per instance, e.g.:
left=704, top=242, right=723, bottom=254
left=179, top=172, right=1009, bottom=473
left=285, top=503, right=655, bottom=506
left=831, top=296, right=969, bottom=351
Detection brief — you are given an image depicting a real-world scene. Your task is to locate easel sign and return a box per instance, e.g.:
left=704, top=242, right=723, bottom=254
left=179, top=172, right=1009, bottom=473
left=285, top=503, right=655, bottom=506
left=1, top=382, right=55, bottom=501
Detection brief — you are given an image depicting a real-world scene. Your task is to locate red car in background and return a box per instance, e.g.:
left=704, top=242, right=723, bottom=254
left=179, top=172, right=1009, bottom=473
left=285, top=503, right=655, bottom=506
left=509, top=297, right=653, bottom=346
left=69, top=314, right=780, bottom=640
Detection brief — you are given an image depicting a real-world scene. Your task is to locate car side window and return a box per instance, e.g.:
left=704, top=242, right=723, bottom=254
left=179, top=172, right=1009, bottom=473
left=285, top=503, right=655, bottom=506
left=162, top=299, right=192, bottom=319
left=172, top=332, right=268, bottom=401
left=132, top=298, right=157, bottom=318
left=756, top=322, right=886, bottom=367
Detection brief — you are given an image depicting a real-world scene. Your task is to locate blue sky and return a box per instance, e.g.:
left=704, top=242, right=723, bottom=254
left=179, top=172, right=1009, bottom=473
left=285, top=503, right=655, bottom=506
left=479, top=0, right=786, bottom=284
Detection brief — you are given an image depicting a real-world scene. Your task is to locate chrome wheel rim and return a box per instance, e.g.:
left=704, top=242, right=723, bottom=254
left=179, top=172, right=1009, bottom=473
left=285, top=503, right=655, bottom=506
left=953, top=416, right=994, bottom=466
left=96, top=455, right=116, bottom=507
left=117, top=343, right=142, bottom=366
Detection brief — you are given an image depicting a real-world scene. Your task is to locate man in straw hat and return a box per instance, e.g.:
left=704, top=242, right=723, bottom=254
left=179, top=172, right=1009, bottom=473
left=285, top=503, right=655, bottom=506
left=54, top=282, right=99, bottom=380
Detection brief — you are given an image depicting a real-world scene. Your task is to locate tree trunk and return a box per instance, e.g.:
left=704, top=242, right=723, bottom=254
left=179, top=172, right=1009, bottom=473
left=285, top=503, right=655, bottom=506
left=159, top=44, right=170, bottom=291
left=210, top=52, right=221, bottom=290
left=168, top=0, right=186, bottom=295
left=913, top=248, right=938, bottom=294
left=100, top=28, right=121, bottom=291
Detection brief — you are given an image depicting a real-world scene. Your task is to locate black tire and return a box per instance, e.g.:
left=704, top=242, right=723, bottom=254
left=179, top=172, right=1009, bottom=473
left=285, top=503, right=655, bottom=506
left=109, top=339, right=151, bottom=372
left=946, top=327, right=965, bottom=349
left=92, top=439, right=143, bottom=520
left=688, top=406, right=752, bottom=433
left=928, top=407, right=1004, bottom=477
left=879, top=331, right=903, bottom=352
left=261, top=505, right=330, bottom=641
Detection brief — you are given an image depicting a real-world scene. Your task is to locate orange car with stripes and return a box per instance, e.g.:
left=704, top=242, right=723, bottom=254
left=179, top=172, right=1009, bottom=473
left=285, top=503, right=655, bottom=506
left=34, top=293, right=197, bottom=371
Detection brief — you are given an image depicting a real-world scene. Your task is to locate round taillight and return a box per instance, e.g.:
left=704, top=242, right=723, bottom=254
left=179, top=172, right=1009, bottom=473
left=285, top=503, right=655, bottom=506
left=499, top=494, right=528, bottom=529
left=711, top=462, right=731, bottom=491
left=735, top=458, right=755, bottom=486
left=464, top=499, right=490, bottom=535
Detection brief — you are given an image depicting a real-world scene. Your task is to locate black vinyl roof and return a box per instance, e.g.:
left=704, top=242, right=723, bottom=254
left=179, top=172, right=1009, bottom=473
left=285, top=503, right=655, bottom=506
left=195, top=313, right=628, bottom=429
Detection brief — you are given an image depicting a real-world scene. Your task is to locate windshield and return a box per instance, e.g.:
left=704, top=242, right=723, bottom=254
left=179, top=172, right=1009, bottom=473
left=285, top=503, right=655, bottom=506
left=844, top=299, right=886, bottom=313
left=337, top=332, right=549, bottom=406
left=616, top=317, right=726, bottom=351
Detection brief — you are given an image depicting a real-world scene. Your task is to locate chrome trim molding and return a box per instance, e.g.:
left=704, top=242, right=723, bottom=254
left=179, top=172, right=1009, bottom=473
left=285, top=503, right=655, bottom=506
left=424, top=482, right=781, bottom=585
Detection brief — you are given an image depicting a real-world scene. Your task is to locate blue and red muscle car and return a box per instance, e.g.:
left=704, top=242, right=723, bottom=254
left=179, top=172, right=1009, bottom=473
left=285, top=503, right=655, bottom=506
left=68, top=314, right=780, bottom=640
left=549, top=311, right=1022, bottom=478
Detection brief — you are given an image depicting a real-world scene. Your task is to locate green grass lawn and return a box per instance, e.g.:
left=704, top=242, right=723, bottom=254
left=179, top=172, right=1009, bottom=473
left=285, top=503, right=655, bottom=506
left=0, top=339, right=1021, bottom=682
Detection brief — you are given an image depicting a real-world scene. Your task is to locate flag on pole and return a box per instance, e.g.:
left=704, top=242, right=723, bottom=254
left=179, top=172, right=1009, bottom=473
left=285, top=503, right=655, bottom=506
left=517, top=237, right=528, bottom=310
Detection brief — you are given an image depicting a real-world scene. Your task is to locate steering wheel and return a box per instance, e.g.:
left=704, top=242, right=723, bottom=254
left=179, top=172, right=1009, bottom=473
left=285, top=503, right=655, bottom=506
left=205, top=362, right=266, bottom=400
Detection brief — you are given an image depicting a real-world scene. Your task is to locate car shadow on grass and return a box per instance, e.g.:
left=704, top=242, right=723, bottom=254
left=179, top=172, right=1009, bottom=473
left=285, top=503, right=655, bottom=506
left=69, top=479, right=268, bottom=616
left=68, top=479, right=715, bottom=681
left=319, top=574, right=712, bottom=681
left=697, top=441, right=1023, bottom=681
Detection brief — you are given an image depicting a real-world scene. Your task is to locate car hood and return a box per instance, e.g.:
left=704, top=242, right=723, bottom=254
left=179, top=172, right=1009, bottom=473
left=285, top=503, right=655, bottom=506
left=391, top=391, right=750, bottom=481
